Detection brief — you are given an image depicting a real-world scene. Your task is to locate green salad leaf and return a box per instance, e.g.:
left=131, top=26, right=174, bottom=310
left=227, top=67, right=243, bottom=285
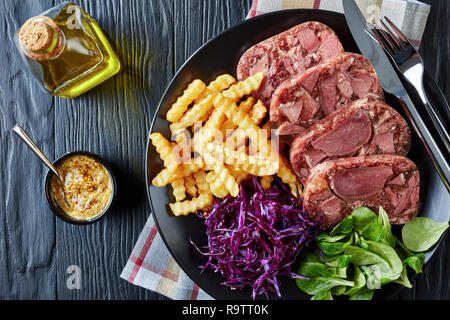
left=318, top=234, right=353, bottom=256
left=296, top=261, right=354, bottom=295
left=403, top=253, right=425, bottom=273
left=349, top=287, right=374, bottom=300
left=378, top=207, right=396, bottom=247
left=316, top=232, right=348, bottom=243
left=351, top=207, right=378, bottom=232
left=311, top=290, right=333, bottom=300
left=361, top=223, right=385, bottom=242
left=402, top=217, right=449, bottom=252
left=344, top=265, right=366, bottom=296
left=330, top=215, right=353, bottom=236
left=295, top=206, right=443, bottom=301
left=393, top=265, right=412, bottom=288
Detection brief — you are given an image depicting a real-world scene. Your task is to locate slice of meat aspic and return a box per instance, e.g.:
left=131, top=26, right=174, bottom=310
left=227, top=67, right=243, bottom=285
left=290, top=98, right=411, bottom=185
left=303, top=155, right=420, bottom=229
left=270, top=53, right=384, bottom=136
left=237, top=21, right=344, bottom=107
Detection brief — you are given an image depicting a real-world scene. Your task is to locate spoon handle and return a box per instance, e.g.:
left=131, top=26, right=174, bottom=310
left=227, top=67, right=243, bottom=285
left=12, top=125, right=62, bottom=180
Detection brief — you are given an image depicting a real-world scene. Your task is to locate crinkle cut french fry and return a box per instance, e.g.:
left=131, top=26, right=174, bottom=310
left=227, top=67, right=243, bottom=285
left=184, top=175, right=197, bottom=197
left=226, top=165, right=249, bottom=184
left=213, top=94, right=261, bottom=147
left=169, top=170, right=212, bottom=216
left=226, top=99, right=267, bottom=148
left=219, top=144, right=278, bottom=176
left=277, top=154, right=297, bottom=185
left=249, top=100, right=267, bottom=125
left=206, top=171, right=229, bottom=198
left=289, top=182, right=303, bottom=197
left=169, top=193, right=212, bottom=216
left=222, top=72, right=264, bottom=101
left=203, top=143, right=239, bottom=197
left=171, top=178, right=186, bottom=202
left=193, top=170, right=211, bottom=193
left=195, top=74, right=236, bottom=103
left=261, top=175, right=273, bottom=190
left=150, top=133, right=179, bottom=173
left=166, top=79, right=206, bottom=123
left=277, top=154, right=302, bottom=197
left=169, top=94, right=214, bottom=134
left=192, top=107, right=226, bottom=154
left=221, top=97, right=255, bottom=137
left=152, top=161, right=203, bottom=187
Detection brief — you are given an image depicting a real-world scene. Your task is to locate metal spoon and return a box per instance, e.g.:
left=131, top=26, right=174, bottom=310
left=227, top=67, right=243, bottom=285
left=12, top=125, right=71, bottom=207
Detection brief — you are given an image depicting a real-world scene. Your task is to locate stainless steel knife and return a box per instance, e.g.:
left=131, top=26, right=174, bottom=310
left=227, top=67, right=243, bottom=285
left=343, top=0, right=450, bottom=192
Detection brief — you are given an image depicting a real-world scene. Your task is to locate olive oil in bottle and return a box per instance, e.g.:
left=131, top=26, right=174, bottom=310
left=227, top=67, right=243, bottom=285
left=14, top=2, right=121, bottom=98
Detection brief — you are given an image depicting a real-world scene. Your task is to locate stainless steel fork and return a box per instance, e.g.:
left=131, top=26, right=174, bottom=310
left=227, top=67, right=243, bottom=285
left=367, top=16, right=450, bottom=154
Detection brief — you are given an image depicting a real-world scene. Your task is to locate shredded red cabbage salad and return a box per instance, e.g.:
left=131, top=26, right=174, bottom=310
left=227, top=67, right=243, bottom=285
left=192, top=176, right=322, bottom=299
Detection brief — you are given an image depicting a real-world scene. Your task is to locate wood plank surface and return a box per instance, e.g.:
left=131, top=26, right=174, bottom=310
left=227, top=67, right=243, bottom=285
left=0, top=0, right=448, bottom=300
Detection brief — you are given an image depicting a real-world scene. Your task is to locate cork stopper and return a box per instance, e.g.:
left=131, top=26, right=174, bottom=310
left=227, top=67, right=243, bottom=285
left=17, top=16, right=65, bottom=61
left=19, top=19, right=53, bottom=52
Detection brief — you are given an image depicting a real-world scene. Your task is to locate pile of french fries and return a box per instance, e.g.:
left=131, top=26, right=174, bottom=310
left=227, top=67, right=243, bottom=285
left=150, top=72, right=301, bottom=216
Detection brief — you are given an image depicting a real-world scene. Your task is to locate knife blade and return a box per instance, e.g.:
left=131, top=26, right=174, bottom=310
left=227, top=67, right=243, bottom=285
left=343, top=0, right=450, bottom=192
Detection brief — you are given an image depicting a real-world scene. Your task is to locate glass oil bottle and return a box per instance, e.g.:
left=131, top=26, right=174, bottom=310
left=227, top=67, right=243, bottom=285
left=14, top=2, right=121, bottom=98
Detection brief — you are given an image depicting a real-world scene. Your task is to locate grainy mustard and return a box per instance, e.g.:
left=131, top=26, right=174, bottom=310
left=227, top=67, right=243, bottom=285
left=50, top=154, right=112, bottom=220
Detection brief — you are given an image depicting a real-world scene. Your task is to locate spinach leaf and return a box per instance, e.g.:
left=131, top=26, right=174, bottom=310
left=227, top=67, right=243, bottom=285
left=337, top=255, right=351, bottom=268
left=359, top=237, right=369, bottom=250
left=311, top=290, right=333, bottom=300
left=297, top=261, right=334, bottom=278
left=331, top=285, right=347, bottom=296
left=360, top=265, right=383, bottom=289
left=361, top=223, right=385, bottom=242
left=330, top=215, right=353, bottom=236
left=344, top=246, right=386, bottom=265
left=394, top=235, right=415, bottom=260
left=336, top=267, right=347, bottom=278
left=344, top=265, right=366, bottom=296
left=366, top=241, right=403, bottom=275
left=349, top=287, right=374, bottom=300
left=296, top=277, right=354, bottom=295
left=404, top=253, right=425, bottom=273
left=364, top=240, right=403, bottom=281
left=378, top=206, right=396, bottom=247
left=316, top=232, right=348, bottom=243
left=393, top=264, right=412, bottom=288
left=296, top=261, right=354, bottom=295
left=402, top=217, right=449, bottom=252
left=345, top=242, right=402, bottom=284
left=318, top=233, right=353, bottom=256
left=351, top=207, right=378, bottom=232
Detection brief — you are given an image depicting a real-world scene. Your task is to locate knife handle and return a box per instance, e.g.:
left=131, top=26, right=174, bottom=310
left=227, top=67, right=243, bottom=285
left=398, top=95, right=450, bottom=192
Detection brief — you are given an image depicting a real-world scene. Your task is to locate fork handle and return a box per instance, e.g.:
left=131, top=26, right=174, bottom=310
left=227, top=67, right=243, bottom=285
left=398, top=94, right=450, bottom=192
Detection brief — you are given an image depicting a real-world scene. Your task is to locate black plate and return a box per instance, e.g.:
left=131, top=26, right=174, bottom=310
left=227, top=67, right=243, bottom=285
left=146, top=9, right=450, bottom=300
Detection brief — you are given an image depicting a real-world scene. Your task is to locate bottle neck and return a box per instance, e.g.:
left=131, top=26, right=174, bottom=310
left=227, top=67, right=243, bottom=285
left=19, top=16, right=65, bottom=61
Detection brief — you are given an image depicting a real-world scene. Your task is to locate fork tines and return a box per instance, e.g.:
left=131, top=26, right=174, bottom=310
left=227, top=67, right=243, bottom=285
left=365, top=17, right=416, bottom=59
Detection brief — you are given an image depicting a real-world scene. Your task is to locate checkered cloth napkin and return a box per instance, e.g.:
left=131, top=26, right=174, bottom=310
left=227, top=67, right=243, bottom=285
left=120, top=0, right=430, bottom=300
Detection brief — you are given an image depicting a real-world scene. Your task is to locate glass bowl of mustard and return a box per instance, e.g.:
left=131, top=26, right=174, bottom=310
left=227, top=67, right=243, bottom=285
left=44, top=151, right=117, bottom=225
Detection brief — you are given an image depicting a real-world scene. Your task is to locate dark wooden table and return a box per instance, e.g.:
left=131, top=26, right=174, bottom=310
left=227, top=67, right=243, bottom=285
left=0, top=0, right=448, bottom=300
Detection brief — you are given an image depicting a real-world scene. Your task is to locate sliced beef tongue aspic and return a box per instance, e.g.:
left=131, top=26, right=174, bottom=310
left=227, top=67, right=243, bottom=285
left=236, top=21, right=344, bottom=107
left=303, top=155, right=420, bottom=229
left=290, top=98, right=411, bottom=185
left=270, top=53, right=384, bottom=136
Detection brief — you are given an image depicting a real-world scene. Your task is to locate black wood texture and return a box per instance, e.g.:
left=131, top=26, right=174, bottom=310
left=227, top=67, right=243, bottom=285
left=0, top=0, right=447, bottom=300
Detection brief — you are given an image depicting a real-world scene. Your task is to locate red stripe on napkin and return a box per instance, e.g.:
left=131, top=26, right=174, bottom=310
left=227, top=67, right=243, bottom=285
left=128, top=225, right=158, bottom=283
left=313, top=0, right=321, bottom=9
left=129, top=254, right=179, bottom=282
left=190, top=284, right=200, bottom=300
left=249, top=0, right=259, bottom=18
